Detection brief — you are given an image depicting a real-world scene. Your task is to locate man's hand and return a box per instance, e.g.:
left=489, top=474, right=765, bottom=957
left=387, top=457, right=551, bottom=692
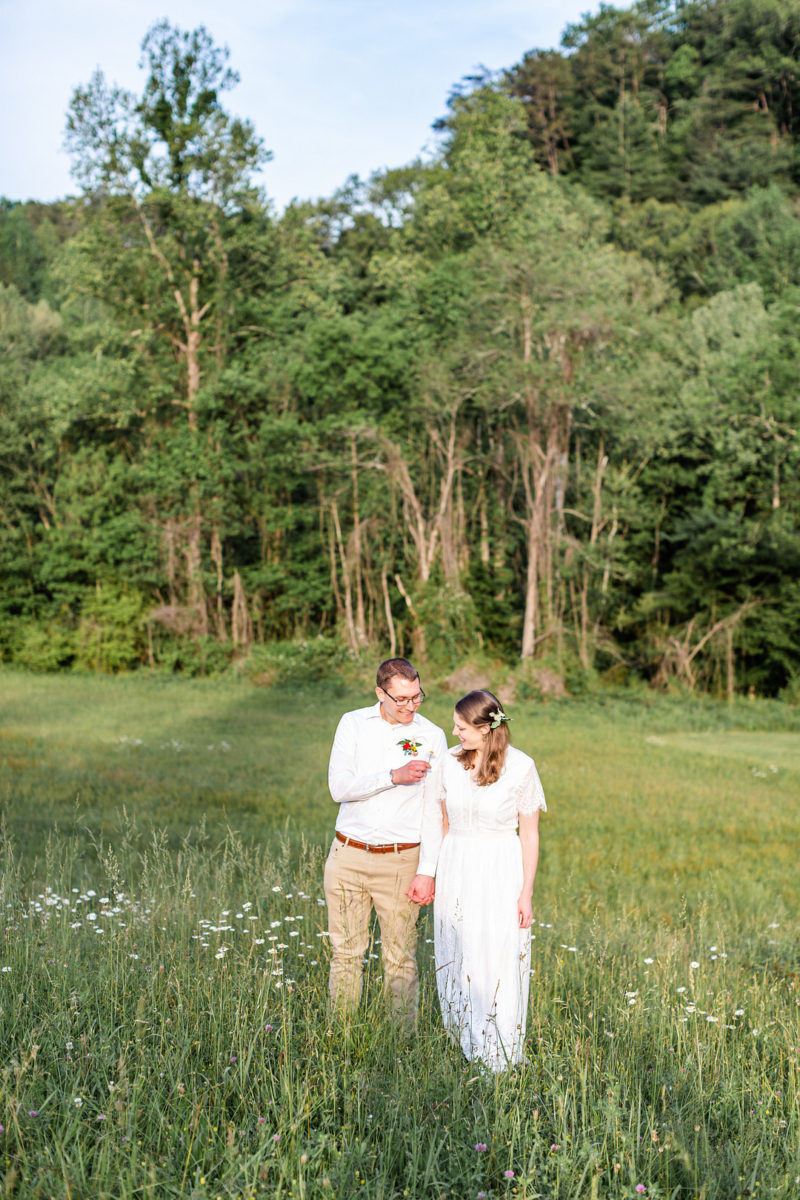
left=392, top=760, right=430, bottom=785
left=406, top=874, right=435, bottom=905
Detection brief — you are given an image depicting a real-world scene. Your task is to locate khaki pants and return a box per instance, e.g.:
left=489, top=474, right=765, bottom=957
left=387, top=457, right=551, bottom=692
left=323, top=837, right=421, bottom=1022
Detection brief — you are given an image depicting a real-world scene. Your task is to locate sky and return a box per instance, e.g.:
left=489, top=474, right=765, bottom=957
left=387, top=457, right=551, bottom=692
left=0, top=0, right=607, bottom=212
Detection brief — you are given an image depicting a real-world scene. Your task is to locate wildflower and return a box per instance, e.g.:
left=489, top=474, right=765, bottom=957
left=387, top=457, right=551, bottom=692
left=475, top=1143, right=488, bottom=1152
left=644, top=957, right=654, bottom=964
left=0, top=1125, right=4, bottom=1133
left=300, top=1154, right=308, bottom=1164
left=273, top=1133, right=280, bottom=1142
left=504, top=1170, right=515, bottom=1178
left=258, top=1117, right=266, bottom=1124
left=550, top=1144, right=560, bottom=1151
left=690, top=961, right=699, bottom=969
left=636, top=1187, right=647, bottom=1194
left=676, top=987, right=687, bottom=993
left=264, top=1024, right=274, bottom=1032
left=74, top=1097, right=83, bottom=1108
left=28, top=1111, right=38, bottom=1118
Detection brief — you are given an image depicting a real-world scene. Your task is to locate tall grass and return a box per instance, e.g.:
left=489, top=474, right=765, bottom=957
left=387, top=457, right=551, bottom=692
left=1, top=670, right=799, bottom=1197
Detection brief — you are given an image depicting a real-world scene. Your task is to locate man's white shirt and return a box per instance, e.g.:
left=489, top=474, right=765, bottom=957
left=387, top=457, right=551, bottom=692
left=328, top=702, right=447, bottom=875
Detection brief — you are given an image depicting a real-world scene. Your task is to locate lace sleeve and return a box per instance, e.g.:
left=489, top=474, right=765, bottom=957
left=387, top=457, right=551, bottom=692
left=511, top=761, right=547, bottom=817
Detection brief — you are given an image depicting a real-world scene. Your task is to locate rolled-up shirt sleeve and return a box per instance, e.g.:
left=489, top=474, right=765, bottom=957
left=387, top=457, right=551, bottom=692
left=328, top=711, right=395, bottom=805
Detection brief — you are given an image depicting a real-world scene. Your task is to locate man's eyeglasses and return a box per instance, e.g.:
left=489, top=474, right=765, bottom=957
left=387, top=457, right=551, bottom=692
left=380, top=687, right=426, bottom=708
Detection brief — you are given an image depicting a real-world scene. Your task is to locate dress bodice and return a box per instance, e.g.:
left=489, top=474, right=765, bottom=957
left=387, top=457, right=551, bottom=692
left=440, top=744, right=546, bottom=834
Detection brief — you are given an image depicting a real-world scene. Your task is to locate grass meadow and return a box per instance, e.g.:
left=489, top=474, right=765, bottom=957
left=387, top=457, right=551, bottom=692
left=1, top=669, right=799, bottom=1199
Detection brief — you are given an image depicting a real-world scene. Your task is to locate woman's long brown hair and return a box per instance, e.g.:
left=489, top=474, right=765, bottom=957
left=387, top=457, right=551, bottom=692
left=454, top=689, right=510, bottom=786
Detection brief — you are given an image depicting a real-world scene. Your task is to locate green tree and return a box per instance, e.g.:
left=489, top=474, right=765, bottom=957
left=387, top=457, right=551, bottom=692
left=60, top=22, right=273, bottom=640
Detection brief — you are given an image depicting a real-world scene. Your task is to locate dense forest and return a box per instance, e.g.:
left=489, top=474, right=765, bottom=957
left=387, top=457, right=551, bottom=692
left=1, top=0, right=799, bottom=696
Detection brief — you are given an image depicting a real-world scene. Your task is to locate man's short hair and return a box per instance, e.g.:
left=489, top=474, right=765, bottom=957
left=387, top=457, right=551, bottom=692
left=376, top=657, right=419, bottom=690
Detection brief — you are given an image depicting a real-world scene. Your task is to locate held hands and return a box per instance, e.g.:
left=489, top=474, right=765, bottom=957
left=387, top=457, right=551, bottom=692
left=407, top=874, right=435, bottom=905
left=517, top=895, right=533, bottom=929
left=391, top=760, right=431, bottom=785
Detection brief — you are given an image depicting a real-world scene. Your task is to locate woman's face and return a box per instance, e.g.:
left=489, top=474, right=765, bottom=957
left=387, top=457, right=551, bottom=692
left=453, top=711, right=486, bottom=751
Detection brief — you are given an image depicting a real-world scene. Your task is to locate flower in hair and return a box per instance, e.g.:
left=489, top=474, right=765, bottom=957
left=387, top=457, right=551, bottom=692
left=489, top=709, right=511, bottom=730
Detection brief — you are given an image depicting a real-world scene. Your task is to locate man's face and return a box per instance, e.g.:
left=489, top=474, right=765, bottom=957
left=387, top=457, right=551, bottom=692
left=376, top=675, right=423, bottom=725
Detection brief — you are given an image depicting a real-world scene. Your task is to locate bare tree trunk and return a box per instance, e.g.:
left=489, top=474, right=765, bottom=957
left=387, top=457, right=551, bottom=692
left=478, top=486, right=490, bottom=566
left=381, top=569, right=397, bottom=657
left=518, top=413, right=562, bottom=659
left=137, top=205, right=210, bottom=427
left=183, top=516, right=208, bottom=636
left=350, top=436, right=367, bottom=645
left=326, top=507, right=344, bottom=622
left=577, top=443, right=608, bottom=668
left=395, top=573, right=426, bottom=659
left=379, top=404, right=466, bottom=587
left=330, top=499, right=358, bottom=652
left=210, top=527, right=227, bottom=641
left=163, top=519, right=178, bottom=606
left=231, top=570, right=252, bottom=647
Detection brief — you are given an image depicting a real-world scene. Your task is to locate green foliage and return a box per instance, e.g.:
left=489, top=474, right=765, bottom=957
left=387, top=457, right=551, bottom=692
left=2, top=9, right=800, bottom=697
left=239, top=637, right=354, bottom=686
left=11, top=619, right=76, bottom=672
left=507, top=0, right=800, bottom=204
left=74, top=584, right=149, bottom=672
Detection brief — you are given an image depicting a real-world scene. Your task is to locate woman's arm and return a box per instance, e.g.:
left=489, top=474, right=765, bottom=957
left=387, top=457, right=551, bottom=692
left=517, top=809, right=540, bottom=928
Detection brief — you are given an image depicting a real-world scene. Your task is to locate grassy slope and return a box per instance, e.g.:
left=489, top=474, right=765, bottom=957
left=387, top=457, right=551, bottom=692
left=1, top=670, right=799, bottom=1199
left=2, top=670, right=798, bottom=922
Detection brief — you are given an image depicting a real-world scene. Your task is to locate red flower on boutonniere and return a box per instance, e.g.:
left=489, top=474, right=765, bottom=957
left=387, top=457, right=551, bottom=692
left=397, top=738, right=423, bottom=756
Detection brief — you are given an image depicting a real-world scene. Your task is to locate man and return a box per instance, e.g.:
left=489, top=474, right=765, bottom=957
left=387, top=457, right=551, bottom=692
left=324, top=657, right=447, bottom=1023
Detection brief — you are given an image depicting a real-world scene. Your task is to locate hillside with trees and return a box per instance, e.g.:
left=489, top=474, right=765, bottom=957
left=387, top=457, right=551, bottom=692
left=1, top=0, right=799, bottom=697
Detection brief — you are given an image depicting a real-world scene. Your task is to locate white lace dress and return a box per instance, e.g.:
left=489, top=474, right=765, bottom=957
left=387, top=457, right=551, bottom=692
left=433, top=744, right=546, bottom=1071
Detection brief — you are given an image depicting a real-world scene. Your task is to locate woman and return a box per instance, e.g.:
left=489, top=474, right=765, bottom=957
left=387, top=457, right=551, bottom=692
left=433, top=689, right=546, bottom=1072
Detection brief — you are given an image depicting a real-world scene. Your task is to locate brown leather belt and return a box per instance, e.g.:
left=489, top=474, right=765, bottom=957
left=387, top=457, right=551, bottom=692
left=335, top=830, right=420, bottom=854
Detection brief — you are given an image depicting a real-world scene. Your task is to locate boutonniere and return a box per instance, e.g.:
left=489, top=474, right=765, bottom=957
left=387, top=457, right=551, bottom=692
left=397, top=738, right=424, bottom=756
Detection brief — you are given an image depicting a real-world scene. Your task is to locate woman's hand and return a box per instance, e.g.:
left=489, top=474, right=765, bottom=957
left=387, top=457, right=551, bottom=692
left=407, top=874, right=435, bottom=905
left=517, top=894, right=533, bottom=929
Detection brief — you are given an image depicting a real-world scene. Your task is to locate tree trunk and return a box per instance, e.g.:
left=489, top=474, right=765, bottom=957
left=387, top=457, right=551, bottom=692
left=330, top=499, right=358, bottom=653
left=231, top=570, right=252, bottom=647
